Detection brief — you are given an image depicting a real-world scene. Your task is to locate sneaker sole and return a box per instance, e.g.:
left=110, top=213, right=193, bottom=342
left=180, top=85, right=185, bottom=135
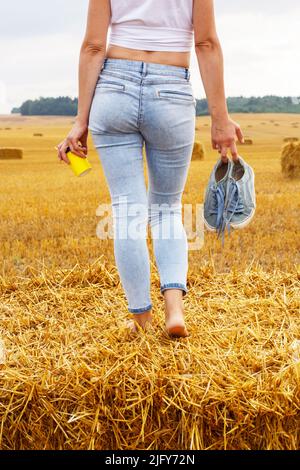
left=204, top=207, right=256, bottom=231
left=229, top=165, right=256, bottom=230
left=203, top=218, right=218, bottom=232
left=230, top=208, right=256, bottom=229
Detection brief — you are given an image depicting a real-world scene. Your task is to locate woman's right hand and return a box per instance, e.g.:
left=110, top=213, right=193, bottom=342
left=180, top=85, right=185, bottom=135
left=57, top=119, right=89, bottom=164
left=211, top=116, right=244, bottom=163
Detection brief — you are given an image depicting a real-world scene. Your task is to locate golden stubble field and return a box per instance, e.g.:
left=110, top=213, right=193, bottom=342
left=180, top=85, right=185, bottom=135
left=0, top=113, right=299, bottom=450
left=1, top=113, right=300, bottom=275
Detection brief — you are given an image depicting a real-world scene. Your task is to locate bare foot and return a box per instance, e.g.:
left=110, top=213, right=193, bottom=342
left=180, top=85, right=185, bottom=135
left=165, top=310, right=189, bottom=338
left=163, top=289, right=189, bottom=338
left=125, top=319, right=138, bottom=333
left=125, top=310, right=152, bottom=333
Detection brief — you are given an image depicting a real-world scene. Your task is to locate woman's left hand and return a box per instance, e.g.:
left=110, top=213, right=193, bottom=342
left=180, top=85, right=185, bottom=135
left=211, top=116, right=244, bottom=163
left=57, top=120, right=89, bottom=164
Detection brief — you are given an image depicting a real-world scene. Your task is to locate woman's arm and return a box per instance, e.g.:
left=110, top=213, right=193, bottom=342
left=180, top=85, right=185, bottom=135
left=57, top=0, right=111, bottom=163
left=193, top=0, right=244, bottom=161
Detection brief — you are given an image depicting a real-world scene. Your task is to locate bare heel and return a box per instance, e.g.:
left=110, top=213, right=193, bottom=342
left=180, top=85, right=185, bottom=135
left=167, top=324, right=189, bottom=338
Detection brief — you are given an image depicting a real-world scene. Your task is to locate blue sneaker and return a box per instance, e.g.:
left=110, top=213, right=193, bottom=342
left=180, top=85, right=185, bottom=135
left=203, top=158, right=232, bottom=233
left=204, top=156, right=256, bottom=242
left=225, top=156, right=256, bottom=230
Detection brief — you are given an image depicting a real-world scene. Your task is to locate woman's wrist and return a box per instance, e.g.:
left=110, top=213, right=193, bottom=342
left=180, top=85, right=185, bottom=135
left=75, top=115, right=88, bottom=128
left=210, top=104, right=229, bottom=123
left=211, top=112, right=229, bottom=123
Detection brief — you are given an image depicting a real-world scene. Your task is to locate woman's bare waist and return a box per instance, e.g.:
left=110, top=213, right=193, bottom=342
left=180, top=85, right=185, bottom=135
left=106, top=44, right=191, bottom=68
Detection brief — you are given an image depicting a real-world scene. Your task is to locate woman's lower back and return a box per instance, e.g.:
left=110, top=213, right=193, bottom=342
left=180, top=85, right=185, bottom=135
left=106, top=44, right=191, bottom=68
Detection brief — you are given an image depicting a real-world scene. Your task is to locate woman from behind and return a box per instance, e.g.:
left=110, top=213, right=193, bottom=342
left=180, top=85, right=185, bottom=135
left=57, top=0, right=243, bottom=337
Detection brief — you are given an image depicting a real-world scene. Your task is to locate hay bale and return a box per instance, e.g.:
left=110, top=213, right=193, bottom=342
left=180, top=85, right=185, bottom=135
left=283, top=137, right=299, bottom=143
left=192, top=141, right=205, bottom=160
left=247, top=125, right=253, bottom=128
left=281, top=142, right=300, bottom=178
left=0, top=148, right=23, bottom=160
left=4, top=127, right=11, bottom=130
left=238, top=138, right=253, bottom=145
left=195, top=122, right=209, bottom=130
left=33, top=133, right=43, bottom=137
left=274, top=123, right=279, bottom=127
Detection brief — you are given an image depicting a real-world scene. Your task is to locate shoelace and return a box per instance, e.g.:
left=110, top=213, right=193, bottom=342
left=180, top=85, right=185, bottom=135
left=210, top=179, right=244, bottom=245
left=210, top=184, right=226, bottom=232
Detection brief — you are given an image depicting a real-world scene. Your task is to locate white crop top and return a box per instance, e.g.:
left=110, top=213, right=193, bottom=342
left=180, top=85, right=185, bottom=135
left=109, top=0, right=194, bottom=52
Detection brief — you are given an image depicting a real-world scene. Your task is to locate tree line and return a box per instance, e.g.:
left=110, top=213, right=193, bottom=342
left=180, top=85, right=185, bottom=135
left=11, top=95, right=300, bottom=116
left=11, top=97, right=78, bottom=116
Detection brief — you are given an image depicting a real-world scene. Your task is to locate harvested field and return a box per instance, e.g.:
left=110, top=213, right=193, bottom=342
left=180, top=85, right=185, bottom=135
left=0, top=113, right=299, bottom=450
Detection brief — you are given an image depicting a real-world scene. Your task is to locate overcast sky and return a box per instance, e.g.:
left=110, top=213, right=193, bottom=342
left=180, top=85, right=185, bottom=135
left=0, top=0, right=299, bottom=114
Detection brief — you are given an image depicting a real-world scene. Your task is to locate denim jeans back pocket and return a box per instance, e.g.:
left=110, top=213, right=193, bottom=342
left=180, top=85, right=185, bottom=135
left=96, top=79, right=125, bottom=92
left=157, top=84, right=196, bottom=107
left=158, top=89, right=194, bottom=101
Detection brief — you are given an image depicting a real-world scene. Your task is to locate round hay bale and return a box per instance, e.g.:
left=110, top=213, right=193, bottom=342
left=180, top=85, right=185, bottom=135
left=274, top=123, right=279, bottom=126
left=33, top=133, right=43, bottom=137
left=281, top=142, right=300, bottom=178
left=0, top=148, right=23, bottom=160
left=192, top=141, right=205, bottom=160
left=283, top=137, right=299, bottom=143
left=247, top=125, right=253, bottom=128
left=4, top=127, right=11, bottom=130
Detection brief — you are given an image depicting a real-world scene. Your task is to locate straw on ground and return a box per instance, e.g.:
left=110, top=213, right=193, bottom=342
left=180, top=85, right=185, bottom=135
left=0, top=259, right=299, bottom=450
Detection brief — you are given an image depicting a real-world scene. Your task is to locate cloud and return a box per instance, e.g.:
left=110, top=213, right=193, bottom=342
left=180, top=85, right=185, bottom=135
left=1, top=0, right=299, bottom=113
left=215, top=0, right=299, bottom=16
left=0, top=0, right=88, bottom=38
left=191, top=4, right=300, bottom=98
left=0, top=33, right=82, bottom=113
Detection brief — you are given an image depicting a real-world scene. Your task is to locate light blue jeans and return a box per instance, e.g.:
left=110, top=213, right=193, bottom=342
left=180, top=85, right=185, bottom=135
left=88, top=58, right=196, bottom=313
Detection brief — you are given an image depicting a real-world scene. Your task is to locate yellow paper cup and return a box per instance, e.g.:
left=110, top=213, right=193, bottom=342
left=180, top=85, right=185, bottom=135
left=68, top=152, right=92, bottom=177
